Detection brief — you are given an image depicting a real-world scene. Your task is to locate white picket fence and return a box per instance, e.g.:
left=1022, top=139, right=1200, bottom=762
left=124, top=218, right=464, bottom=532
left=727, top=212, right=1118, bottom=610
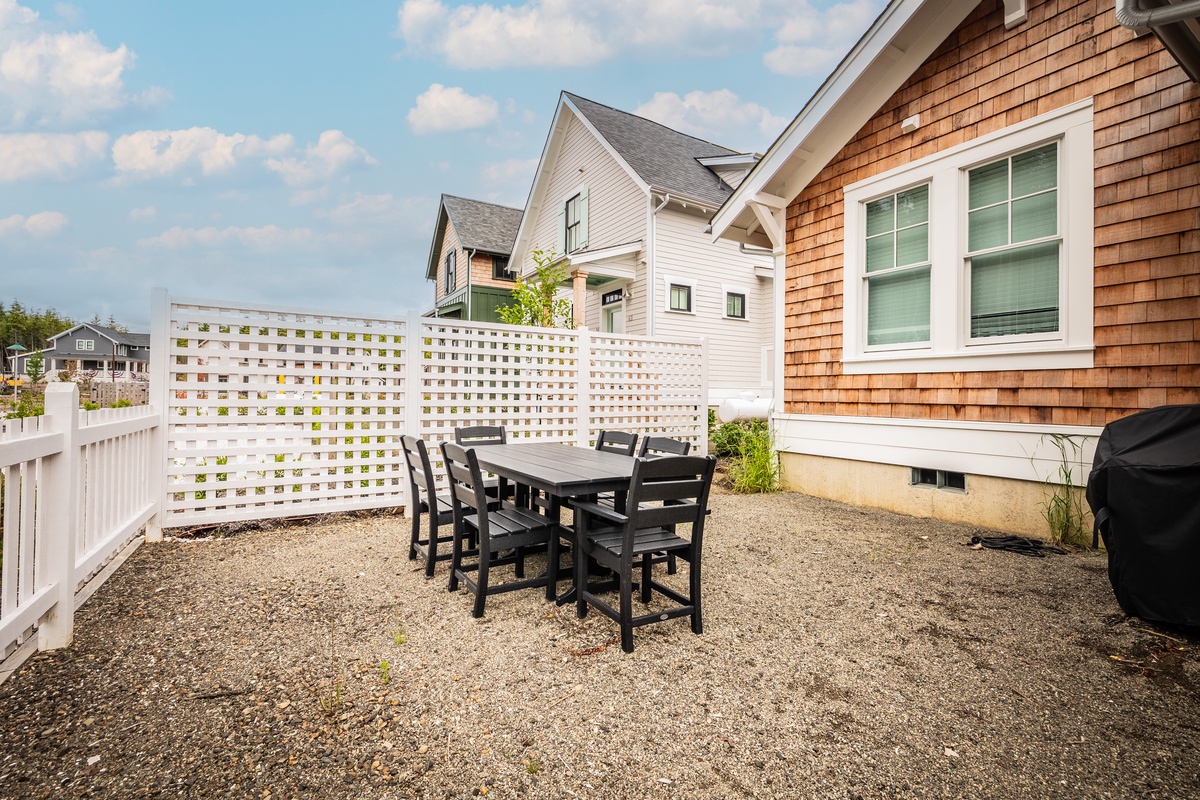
left=0, top=384, right=160, bottom=662
left=150, top=291, right=708, bottom=528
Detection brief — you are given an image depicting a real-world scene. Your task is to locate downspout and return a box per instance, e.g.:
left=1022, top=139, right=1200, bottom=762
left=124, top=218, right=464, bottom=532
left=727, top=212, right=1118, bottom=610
left=648, top=193, right=670, bottom=337
left=466, top=248, right=476, bottom=320
left=1116, top=0, right=1200, bottom=28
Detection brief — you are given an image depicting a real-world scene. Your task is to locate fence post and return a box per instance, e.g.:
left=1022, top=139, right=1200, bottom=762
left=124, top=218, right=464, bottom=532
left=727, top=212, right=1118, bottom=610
left=38, top=382, right=80, bottom=650
left=145, top=287, right=170, bottom=542
left=699, top=337, right=710, bottom=456
left=575, top=327, right=590, bottom=448
left=403, top=310, right=423, bottom=512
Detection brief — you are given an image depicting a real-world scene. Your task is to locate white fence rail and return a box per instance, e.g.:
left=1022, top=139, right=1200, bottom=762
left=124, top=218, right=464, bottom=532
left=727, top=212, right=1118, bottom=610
left=0, top=384, right=160, bottom=661
left=152, top=291, right=709, bottom=529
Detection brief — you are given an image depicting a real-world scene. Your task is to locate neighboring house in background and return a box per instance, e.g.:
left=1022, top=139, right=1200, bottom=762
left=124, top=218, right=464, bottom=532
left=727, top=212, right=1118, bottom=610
left=711, top=0, right=1199, bottom=534
left=509, top=92, right=775, bottom=405
left=425, top=194, right=523, bottom=322
left=15, top=323, right=151, bottom=380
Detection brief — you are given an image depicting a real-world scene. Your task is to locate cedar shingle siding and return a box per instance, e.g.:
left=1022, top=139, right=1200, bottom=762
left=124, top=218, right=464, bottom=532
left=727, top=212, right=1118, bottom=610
left=785, top=0, right=1199, bottom=427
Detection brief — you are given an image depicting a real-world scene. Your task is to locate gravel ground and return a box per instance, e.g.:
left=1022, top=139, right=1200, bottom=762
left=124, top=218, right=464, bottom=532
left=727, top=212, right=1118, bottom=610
left=1, top=488, right=1198, bottom=800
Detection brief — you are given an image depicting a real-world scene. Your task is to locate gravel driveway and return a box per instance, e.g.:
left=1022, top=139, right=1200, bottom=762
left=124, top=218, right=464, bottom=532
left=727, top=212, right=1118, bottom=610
left=1, top=489, right=1197, bottom=799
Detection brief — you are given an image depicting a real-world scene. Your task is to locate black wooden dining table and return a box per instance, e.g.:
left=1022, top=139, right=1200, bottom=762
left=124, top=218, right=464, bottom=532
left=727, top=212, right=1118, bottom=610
left=471, top=441, right=636, bottom=502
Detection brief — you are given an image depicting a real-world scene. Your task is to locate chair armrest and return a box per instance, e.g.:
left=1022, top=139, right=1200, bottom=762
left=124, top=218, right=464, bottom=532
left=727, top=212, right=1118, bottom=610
left=569, top=500, right=629, bottom=525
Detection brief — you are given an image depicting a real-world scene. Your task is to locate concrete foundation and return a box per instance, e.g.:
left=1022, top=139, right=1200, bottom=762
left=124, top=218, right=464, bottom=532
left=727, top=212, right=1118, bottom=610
left=779, top=451, right=1088, bottom=538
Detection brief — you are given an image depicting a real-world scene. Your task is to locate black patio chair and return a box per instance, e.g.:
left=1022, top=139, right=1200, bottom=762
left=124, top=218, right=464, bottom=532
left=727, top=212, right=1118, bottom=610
left=596, top=430, right=638, bottom=456
left=639, top=435, right=691, bottom=458
left=572, top=454, right=717, bottom=653
left=637, top=435, right=692, bottom=574
left=442, top=442, right=561, bottom=618
left=401, top=435, right=455, bottom=578
left=454, top=425, right=522, bottom=505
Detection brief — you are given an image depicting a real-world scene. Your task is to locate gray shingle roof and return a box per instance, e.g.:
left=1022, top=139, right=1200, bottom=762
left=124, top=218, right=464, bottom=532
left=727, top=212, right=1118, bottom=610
left=441, top=195, right=523, bottom=255
left=564, top=92, right=738, bottom=208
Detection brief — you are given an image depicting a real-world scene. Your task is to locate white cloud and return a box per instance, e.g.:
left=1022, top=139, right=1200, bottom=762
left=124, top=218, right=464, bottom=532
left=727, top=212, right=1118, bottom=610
left=137, top=224, right=334, bottom=251
left=0, top=0, right=168, bottom=129
left=318, top=192, right=398, bottom=224
left=407, top=84, right=499, bottom=135
left=111, top=127, right=293, bottom=181
left=635, top=89, right=787, bottom=150
left=264, top=130, right=377, bottom=186
left=397, top=0, right=884, bottom=73
left=128, top=205, right=156, bottom=221
left=480, top=157, right=537, bottom=190
left=0, top=210, right=67, bottom=237
left=0, top=130, right=107, bottom=180
left=764, top=0, right=885, bottom=76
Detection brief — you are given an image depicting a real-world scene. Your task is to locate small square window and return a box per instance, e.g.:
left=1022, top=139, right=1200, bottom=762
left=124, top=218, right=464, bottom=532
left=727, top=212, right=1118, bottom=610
left=726, top=292, right=746, bottom=319
left=670, top=284, right=692, bottom=312
left=493, top=255, right=513, bottom=280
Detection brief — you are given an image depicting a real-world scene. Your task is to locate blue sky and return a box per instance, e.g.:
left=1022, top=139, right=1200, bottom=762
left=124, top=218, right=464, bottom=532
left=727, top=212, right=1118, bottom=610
left=0, top=0, right=884, bottom=330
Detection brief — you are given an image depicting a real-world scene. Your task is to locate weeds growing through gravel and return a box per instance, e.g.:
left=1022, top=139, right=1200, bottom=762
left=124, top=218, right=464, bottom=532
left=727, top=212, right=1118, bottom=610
left=379, top=661, right=390, bottom=684
left=317, top=617, right=346, bottom=718
left=1033, top=433, right=1091, bottom=547
left=392, top=621, right=407, bottom=645
left=711, top=415, right=779, bottom=493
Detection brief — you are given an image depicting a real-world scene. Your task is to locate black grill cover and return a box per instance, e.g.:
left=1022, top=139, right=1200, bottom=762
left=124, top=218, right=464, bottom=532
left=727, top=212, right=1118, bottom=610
left=1086, top=404, right=1200, bottom=627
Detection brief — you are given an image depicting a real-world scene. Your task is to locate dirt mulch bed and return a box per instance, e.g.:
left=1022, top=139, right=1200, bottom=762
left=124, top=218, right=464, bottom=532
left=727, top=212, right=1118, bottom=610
left=1, top=490, right=1198, bottom=799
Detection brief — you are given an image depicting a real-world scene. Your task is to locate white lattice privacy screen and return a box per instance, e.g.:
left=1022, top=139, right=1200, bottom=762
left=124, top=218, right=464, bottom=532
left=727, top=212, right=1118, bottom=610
left=152, top=292, right=707, bottom=528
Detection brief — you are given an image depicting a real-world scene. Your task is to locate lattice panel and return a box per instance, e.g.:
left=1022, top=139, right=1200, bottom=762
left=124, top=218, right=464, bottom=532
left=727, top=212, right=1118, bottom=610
left=588, top=333, right=707, bottom=451
left=163, top=301, right=410, bottom=525
left=416, top=318, right=583, bottom=446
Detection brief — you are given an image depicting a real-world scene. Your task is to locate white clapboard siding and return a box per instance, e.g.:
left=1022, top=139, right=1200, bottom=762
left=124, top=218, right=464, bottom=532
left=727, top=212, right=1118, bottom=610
left=653, top=208, right=773, bottom=396
left=527, top=113, right=646, bottom=265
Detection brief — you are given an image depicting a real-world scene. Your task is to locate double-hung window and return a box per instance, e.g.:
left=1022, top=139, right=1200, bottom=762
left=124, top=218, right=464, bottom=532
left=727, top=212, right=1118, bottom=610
left=670, top=284, right=692, bottom=312
left=842, top=100, right=1093, bottom=374
left=492, top=255, right=513, bottom=280
left=444, top=250, right=456, bottom=293
left=557, top=186, right=588, bottom=254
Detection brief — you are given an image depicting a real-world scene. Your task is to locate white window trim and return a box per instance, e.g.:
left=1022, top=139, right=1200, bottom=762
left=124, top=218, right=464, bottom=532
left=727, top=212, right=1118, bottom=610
left=559, top=183, right=589, bottom=254
left=662, top=274, right=697, bottom=314
left=721, top=282, right=751, bottom=320
left=842, top=99, right=1094, bottom=374
left=77, top=339, right=94, bottom=351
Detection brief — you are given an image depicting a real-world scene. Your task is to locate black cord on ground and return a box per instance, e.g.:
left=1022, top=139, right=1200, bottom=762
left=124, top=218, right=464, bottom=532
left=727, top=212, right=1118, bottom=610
left=968, top=535, right=1068, bottom=557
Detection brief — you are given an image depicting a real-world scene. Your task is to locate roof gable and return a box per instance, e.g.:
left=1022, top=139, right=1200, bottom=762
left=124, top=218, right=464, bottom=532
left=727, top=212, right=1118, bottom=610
left=48, top=323, right=148, bottom=348
left=564, top=93, right=738, bottom=208
left=425, top=195, right=523, bottom=280
left=710, top=0, right=981, bottom=248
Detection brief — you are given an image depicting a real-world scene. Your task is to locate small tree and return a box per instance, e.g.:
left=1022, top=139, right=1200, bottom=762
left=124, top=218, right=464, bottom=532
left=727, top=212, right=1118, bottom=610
left=25, top=350, right=45, bottom=386
left=498, top=249, right=575, bottom=329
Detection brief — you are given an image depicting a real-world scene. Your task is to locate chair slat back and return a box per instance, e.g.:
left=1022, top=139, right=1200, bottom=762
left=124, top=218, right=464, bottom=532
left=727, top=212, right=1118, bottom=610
left=623, top=455, right=716, bottom=553
left=401, top=435, right=437, bottom=496
left=596, top=430, right=638, bottom=456
left=455, top=425, right=506, bottom=446
left=440, top=442, right=490, bottom=518
left=639, top=436, right=691, bottom=458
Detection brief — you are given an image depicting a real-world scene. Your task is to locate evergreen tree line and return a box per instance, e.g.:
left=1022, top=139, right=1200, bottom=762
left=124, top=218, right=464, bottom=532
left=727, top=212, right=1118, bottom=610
left=1, top=300, right=76, bottom=363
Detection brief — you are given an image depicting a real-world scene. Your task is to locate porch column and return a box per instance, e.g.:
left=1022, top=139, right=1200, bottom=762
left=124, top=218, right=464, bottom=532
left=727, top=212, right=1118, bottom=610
left=571, top=269, right=588, bottom=328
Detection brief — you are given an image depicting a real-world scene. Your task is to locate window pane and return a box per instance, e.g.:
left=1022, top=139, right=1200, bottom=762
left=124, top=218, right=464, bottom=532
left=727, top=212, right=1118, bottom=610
left=896, top=224, right=928, bottom=267
left=969, top=160, right=1008, bottom=208
left=726, top=293, right=745, bottom=318
left=865, top=233, right=894, bottom=273
left=968, top=205, right=1008, bottom=251
left=896, top=185, right=928, bottom=228
left=866, top=196, right=894, bottom=237
left=867, top=267, right=931, bottom=345
left=671, top=285, right=691, bottom=311
left=1012, top=190, right=1057, bottom=242
left=1012, top=144, right=1057, bottom=196
left=970, top=242, right=1059, bottom=337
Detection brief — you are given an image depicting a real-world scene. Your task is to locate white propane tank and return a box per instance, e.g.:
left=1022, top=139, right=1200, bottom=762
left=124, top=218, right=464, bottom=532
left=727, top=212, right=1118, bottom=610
left=717, top=391, right=773, bottom=423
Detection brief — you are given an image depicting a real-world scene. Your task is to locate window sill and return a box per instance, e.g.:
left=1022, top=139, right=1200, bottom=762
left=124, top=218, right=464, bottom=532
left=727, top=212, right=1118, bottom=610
left=665, top=308, right=695, bottom=315
left=843, top=344, right=1094, bottom=374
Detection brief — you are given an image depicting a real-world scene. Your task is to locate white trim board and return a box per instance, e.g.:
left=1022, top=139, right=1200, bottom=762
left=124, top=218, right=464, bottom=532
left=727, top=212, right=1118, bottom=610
left=774, top=413, right=1102, bottom=486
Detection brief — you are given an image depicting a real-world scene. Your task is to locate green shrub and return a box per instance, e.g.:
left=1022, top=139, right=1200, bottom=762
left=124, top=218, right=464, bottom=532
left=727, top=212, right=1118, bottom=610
left=726, top=420, right=779, bottom=493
